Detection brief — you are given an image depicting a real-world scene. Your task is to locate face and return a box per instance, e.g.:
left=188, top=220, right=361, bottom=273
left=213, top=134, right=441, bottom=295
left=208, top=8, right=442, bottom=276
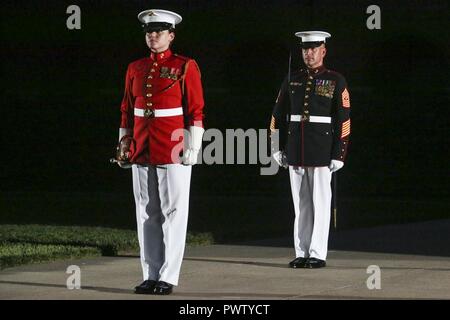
left=302, top=44, right=327, bottom=69
left=145, top=30, right=175, bottom=53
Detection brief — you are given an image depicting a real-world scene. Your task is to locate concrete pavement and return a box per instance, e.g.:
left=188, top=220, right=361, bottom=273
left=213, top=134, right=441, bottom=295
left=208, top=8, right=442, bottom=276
left=1, top=245, right=449, bottom=300
left=1, top=220, right=449, bottom=300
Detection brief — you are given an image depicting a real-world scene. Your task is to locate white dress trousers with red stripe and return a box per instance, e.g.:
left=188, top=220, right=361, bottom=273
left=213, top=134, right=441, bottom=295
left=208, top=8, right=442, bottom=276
left=289, top=166, right=332, bottom=261
left=132, top=163, right=192, bottom=286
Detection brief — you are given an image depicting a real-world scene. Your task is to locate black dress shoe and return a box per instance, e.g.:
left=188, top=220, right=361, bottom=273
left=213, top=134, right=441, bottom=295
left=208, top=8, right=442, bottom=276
left=289, top=257, right=308, bottom=268
left=153, top=281, right=173, bottom=295
left=134, top=280, right=157, bottom=294
left=305, top=257, right=326, bottom=268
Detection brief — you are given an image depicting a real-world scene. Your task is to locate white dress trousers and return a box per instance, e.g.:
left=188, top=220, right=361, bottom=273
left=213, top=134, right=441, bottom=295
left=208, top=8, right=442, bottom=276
left=132, top=163, right=192, bottom=286
left=289, top=166, right=332, bottom=261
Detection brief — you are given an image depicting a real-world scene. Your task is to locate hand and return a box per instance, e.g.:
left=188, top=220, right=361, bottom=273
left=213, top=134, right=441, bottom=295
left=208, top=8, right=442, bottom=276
left=119, top=128, right=132, bottom=142
left=116, top=128, right=134, bottom=167
left=293, top=166, right=305, bottom=175
left=117, top=161, right=132, bottom=169
left=181, top=148, right=200, bottom=165
left=273, top=151, right=288, bottom=168
left=329, top=160, right=344, bottom=172
left=182, top=126, right=204, bottom=165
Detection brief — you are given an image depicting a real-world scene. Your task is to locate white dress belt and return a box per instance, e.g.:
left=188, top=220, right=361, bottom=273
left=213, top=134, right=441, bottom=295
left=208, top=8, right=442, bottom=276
left=134, top=107, right=183, bottom=118
left=290, top=115, right=332, bottom=123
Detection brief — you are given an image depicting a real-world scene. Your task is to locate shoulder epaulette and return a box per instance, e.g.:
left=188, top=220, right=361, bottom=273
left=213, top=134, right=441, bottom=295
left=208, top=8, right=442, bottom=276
left=173, top=53, right=191, bottom=62
left=326, top=69, right=344, bottom=77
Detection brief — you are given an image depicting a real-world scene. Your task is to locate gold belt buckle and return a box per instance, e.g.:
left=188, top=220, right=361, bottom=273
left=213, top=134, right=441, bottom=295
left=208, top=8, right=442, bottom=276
left=144, top=109, right=154, bottom=118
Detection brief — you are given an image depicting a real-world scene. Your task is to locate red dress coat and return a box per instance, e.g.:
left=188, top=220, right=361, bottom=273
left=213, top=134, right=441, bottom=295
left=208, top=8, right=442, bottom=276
left=119, top=49, right=205, bottom=165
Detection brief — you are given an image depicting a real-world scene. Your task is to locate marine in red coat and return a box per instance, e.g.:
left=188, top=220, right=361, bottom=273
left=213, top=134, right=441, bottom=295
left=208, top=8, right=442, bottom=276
left=115, top=9, right=205, bottom=296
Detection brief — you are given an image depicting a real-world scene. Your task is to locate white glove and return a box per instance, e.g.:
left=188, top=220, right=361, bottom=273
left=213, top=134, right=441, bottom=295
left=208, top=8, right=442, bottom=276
left=182, top=126, right=204, bottom=165
left=119, top=128, right=132, bottom=142
left=273, top=151, right=288, bottom=169
left=329, top=160, right=344, bottom=172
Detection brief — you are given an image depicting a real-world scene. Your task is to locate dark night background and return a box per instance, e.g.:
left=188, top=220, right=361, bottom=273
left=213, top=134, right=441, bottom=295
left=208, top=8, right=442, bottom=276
left=1, top=0, right=449, bottom=242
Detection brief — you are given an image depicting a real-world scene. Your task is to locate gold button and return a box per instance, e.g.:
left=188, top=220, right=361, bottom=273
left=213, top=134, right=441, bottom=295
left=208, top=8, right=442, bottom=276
left=160, top=53, right=165, bottom=58
left=304, top=102, right=308, bottom=106
left=148, top=75, right=153, bottom=79
left=307, top=81, right=312, bottom=85
left=146, top=102, right=153, bottom=107
left=153, top=62, right=158, bottom=66
left=304, top=110, right=309, bottom=114
left=146, top=93, right=152, bottom=97
left=306, top=87, right=311, bottom=91
left=146, top=84, right=151, bottom=88
left=305, top=95, right=309, bottom=98
left=309, top=76, right=313, bottom=80
left=150, top=68, right=155, bottom=72
left=291, top=91, right=295, bottom=94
